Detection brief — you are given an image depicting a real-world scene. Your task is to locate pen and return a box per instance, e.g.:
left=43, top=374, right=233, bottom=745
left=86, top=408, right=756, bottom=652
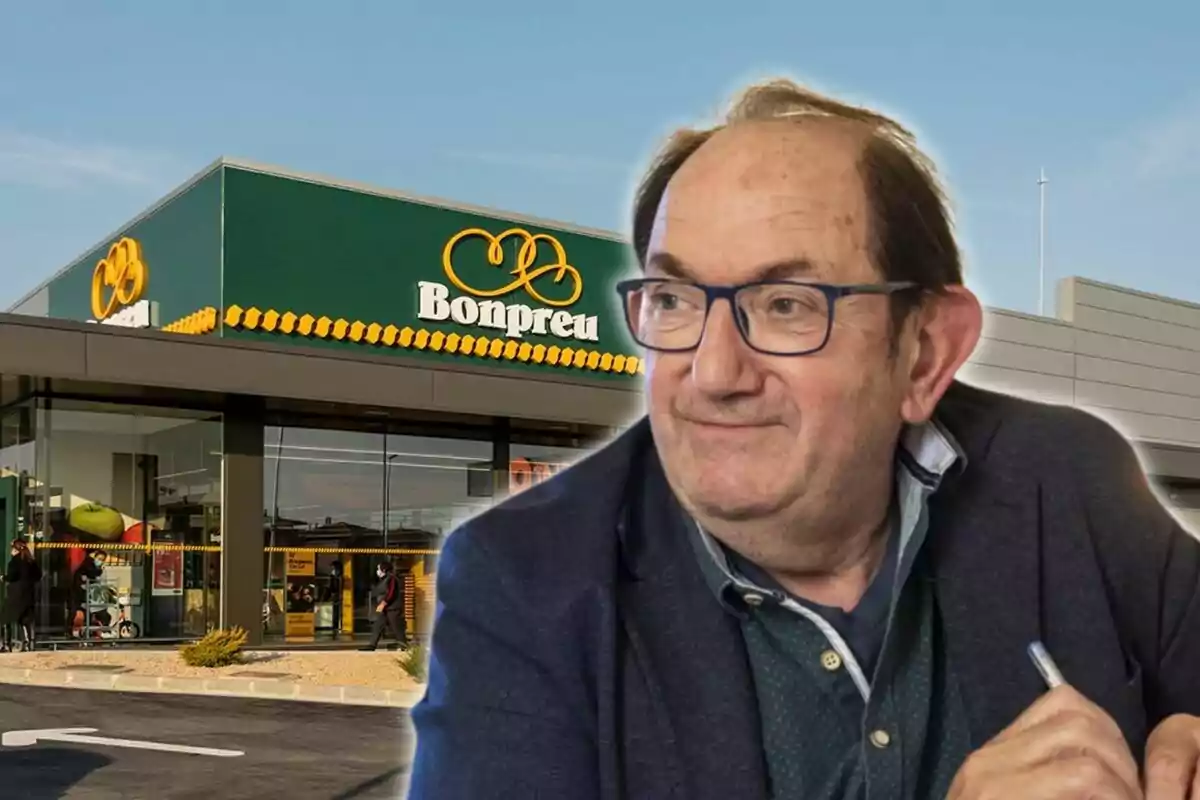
left=1027, top=640, right=1066, bottom=689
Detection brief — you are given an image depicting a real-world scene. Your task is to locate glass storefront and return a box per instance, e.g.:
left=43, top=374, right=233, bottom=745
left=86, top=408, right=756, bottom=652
left=0, top=389, right=611, bottom=645
left=262, top=425, right=493, bottom=642
left=509, top=442, right=591, bottom=494
left=0, top=398, right=222, bottom=640
left=0, top=401, right=36, bottom=568
left=1156, top=477, right=1200, bottom=535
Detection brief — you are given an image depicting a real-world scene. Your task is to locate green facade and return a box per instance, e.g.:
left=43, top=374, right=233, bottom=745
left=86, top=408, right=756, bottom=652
left=44, top=171, right=223, bottom=328
left=29, top=162, right=642, bottom=383
left=220, top=167, right=641, bottom=381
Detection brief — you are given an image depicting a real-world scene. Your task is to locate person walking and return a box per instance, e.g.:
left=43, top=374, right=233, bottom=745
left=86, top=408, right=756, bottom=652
left=362, top=561, right=407, bottom=651
left=2, top=540, right=42, bottom=652
left=328, top=560, right=344, bottom=639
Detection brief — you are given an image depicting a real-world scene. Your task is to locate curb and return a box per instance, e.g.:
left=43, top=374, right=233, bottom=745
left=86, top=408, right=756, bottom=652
left=0, top=666, right=425, bottom=709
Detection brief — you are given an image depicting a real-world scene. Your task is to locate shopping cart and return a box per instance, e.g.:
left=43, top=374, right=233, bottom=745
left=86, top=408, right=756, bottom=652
left=76, top=578, right=141, bottom=640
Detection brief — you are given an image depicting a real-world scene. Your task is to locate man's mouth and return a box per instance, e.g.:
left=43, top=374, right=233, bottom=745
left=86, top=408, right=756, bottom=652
left=678, top=414, right=776, bottom=429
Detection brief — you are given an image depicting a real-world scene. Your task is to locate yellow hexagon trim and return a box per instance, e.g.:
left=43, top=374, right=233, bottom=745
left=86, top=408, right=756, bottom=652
left=162, top=306, right=221, bottom=336
left=220, top=305, right=643, bottom=376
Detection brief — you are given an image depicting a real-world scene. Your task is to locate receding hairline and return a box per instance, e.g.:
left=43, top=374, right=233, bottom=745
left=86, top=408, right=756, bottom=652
left=633, top=79, right=954, bottom=270
left=664, top=116, right=876, bottom=194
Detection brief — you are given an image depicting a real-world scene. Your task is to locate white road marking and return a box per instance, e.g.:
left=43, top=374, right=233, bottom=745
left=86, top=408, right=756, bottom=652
left=2, top=728, right=244, bottom=757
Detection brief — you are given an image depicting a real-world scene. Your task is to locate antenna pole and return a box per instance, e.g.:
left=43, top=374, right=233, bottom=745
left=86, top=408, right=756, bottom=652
left=1038, top=168, right=1048, bottom=316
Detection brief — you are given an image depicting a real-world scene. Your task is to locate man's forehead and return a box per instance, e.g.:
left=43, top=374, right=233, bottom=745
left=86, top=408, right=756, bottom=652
left=647, top=185, right=671, bottom=255
left=679, top=120, right=862, bottom=183
left=668, top=132, right=863, bottom=213
left=648, top=183, right=868, bottom=283
left=646, top=122, right=870, bottom=281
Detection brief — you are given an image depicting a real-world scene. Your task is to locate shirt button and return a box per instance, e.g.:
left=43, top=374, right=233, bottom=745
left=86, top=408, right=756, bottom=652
left=820, top=649, right=842, bottom=672
left=742, top=592, right=765, bottom=607
left=869, top=729, right=892, bottom=749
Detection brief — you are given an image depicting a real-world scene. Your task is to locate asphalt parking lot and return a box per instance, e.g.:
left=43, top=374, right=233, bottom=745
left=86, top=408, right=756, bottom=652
left=0, top=684, right=413, bottom=799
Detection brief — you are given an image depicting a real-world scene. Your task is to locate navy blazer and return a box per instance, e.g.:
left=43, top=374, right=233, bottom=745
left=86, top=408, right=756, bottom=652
left=408, top=382, right=1200, bottom=799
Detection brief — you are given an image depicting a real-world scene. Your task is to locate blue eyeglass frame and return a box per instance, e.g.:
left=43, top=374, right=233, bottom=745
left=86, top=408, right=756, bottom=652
left=614, top=277, right=920, bottom=356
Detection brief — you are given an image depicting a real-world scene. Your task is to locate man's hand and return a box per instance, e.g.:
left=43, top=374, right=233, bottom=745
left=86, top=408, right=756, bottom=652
left=948, top=685, right=1141, bottom=799
left=1145, top=714, right=1200, bottom=800
left=376, top=602, right=386, bottom=614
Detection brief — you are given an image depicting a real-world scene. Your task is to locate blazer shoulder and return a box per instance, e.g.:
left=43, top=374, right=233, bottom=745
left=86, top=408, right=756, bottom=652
left=441, top=420, right=649, bottom=590
left=950, top=382, right=1139, bottom=471
left=968, top=385, right=1177, bottom=552
left=995, top=392, right=1143, bottom=475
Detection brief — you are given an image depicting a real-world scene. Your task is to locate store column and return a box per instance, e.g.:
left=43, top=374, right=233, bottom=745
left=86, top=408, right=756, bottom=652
left=221, top=397, right=266, bottom=645
left=492, top=417, right=511, bottom=497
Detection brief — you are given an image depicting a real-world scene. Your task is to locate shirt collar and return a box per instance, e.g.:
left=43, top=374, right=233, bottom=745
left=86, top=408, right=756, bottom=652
left=897, top=417, right=965, bottom=489
left=686, top=418, right=967, bottom=614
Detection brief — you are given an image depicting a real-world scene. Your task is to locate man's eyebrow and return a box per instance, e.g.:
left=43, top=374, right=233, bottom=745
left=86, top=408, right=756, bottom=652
left=756, top=259, right=819, bottom=281
left=645, top=253, right=820, bottom=282
left=645, top=252, right=693, bottom=279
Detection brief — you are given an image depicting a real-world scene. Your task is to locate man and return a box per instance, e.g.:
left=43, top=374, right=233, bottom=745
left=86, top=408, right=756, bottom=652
left=409, top=79, right=1200, bottom=799
left=328, top=560, right=344, bottom=638
left=362, top=561, right=407, bottom=651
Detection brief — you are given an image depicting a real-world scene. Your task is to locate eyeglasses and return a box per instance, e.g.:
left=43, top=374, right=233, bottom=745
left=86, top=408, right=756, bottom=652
left=615, top=277, right=919, bottom=356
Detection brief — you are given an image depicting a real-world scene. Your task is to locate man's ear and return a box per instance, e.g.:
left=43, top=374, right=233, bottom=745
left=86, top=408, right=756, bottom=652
left=900, top=286, right=983, bottom=424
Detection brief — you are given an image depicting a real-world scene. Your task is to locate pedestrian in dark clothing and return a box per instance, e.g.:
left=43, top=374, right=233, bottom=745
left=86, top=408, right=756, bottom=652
left=328, top=560, right=344, bottom=638
left=70, top=549, right=108, bottom=635
left=2, top=540, right=41, bottom=652
left=362, top=562, right=407, bottom=651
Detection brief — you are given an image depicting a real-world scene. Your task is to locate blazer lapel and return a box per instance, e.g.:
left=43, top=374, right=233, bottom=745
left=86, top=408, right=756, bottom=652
left=618, top=573, right=768, bottom=799
left=931, top=385, right=1045, bottom=745
left=614, top=443, right=768, bottom=800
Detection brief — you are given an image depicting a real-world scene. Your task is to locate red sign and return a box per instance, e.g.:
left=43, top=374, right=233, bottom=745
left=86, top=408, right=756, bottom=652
left=152, top=551, right=183, bottom=596
left=509, top=458, right=564, bottom=493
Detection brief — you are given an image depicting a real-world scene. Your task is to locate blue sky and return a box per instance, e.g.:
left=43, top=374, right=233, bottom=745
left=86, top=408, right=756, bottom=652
left=3, top=0, right=1197, bottom=314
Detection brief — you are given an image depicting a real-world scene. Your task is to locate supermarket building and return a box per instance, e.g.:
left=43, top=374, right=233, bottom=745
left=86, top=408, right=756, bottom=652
left=1, top=158, right=1198, bottom=645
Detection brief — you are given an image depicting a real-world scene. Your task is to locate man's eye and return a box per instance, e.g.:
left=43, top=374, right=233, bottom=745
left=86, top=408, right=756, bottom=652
left=758, top=290, right=822, bottom=316
left=649, top=293, right=681, bottom=310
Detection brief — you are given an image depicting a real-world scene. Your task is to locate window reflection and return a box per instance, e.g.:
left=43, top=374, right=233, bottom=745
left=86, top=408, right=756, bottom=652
left=509, top=442, right=592, bottom=494
left=1155, top=476, right=1200, bottom=535
left=1, top=401, right=221, bottom=641
left=262, top=426, right=491, bottom=642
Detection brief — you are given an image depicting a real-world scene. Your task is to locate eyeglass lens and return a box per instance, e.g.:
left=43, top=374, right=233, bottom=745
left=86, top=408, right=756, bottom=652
left=625, top=280, right=830, bottom=354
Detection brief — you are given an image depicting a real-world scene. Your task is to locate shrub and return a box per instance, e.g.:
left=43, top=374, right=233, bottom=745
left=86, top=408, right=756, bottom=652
left=398, top=642, right=429, bottom=683
left=180, top=627, right=249, bottom=668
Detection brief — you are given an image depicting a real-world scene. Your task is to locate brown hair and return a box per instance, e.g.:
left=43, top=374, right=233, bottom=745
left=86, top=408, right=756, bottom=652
left=631, top=78, right=962, bottom=333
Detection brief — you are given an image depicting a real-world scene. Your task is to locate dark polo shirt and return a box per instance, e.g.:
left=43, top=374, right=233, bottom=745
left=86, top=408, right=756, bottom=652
left=685, top=422, right=974, bottom=799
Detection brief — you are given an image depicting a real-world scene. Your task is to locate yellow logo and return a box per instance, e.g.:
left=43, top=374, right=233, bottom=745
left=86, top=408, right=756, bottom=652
left=441, top=228, right=583, bottom=308
left=91, top=237, right=147, bottom=320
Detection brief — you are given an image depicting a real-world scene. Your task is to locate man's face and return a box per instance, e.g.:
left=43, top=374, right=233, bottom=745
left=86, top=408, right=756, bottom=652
left=644, top=121, right=913, bottom=543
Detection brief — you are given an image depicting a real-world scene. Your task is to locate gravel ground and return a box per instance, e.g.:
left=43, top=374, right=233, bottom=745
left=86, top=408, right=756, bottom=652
left=0, top=649, right=425, bottom=690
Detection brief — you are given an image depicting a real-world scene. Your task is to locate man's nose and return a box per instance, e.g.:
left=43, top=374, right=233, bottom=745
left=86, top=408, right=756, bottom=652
left=690, top=301, right=763, bottom=397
